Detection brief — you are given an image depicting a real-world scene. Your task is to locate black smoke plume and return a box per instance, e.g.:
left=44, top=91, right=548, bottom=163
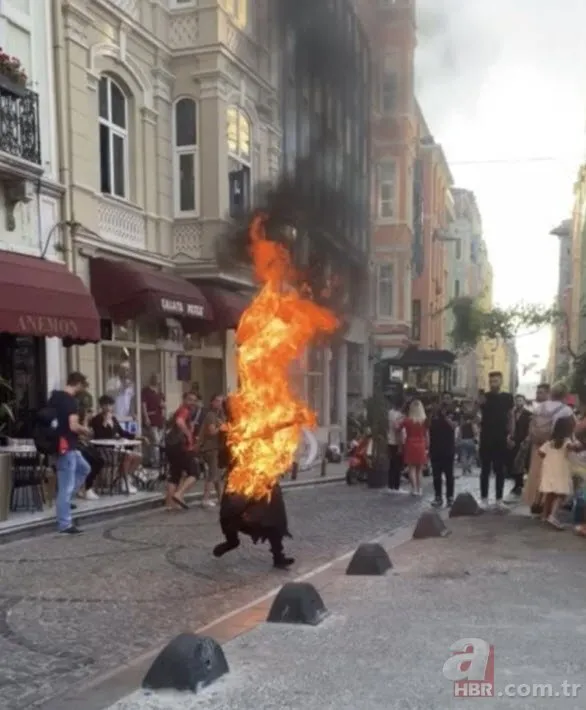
left=216, top=0, right=369, bottom=327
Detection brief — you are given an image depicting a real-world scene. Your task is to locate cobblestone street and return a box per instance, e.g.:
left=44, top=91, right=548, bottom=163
left=0, top=481, right=437, bottom=710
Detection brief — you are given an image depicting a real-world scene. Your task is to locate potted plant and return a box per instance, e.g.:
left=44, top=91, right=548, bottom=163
left=0, top=49, right=27, bottom=96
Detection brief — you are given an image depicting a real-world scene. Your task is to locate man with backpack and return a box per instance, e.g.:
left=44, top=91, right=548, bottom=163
left=37, top=372, right=92, bottom=534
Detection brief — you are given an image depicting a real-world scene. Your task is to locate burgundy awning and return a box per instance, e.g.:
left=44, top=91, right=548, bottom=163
left=198, top=284, right=251, bottom=330
left=0, top=252, right=100, bottom=342
left=90, top=258, right=213, bottom=330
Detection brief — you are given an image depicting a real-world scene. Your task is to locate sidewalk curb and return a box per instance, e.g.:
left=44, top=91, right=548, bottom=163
left=0, top=474, right=346, bottom=546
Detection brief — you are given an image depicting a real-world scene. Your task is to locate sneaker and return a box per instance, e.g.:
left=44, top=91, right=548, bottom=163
left=431, top=498, right=443, bottom=508
left=480, top=498, right=490, bottom=510
left=494, top=500, right=509, bottom=513
left=123, top=478, right=138, bottom=495
left=85, top=489, right=100, bottom=501
left=273, top=555, right=295, bottom=570
left=504, top=489, right=522, bottom=504
left=201, top=500, right=216, bottom=509
left=546, top=515, right=565, bottom=530
left=446, top=497, right=454, bottom=507
left=59, top=525, right=82, bottom=535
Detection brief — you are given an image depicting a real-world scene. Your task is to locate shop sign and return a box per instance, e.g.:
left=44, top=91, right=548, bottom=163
left=17, top=315, right=79, bottom=338
left=160, top=298, right=204, bottom=319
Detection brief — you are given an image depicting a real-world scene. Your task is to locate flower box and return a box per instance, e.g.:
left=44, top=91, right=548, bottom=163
left=0, top=73, right=26, bottom=97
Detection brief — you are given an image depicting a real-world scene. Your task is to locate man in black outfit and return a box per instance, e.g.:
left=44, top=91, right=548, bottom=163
left=429, top=392, right=456, bottom=507
left=478, top=371, right=514, bottom=510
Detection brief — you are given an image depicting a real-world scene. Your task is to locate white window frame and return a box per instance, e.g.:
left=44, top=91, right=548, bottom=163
left=173, top=97, right=199, bottom=217
left=227, top=105, right=252, bottom=214
left=377, top=263, right=394, bottom=319
left=378, top=161, right=396, bottom=221
left=99, top=76, right=129, bottom=200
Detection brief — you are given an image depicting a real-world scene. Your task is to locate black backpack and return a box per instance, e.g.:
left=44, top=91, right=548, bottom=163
left=33, top=406, right=60, bottom=455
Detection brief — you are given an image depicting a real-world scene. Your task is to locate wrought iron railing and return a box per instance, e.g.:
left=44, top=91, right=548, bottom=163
left=0, top=84, right=41, bottom=165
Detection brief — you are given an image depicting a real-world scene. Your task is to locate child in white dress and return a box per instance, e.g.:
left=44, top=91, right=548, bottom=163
left=538, top=416, right=581, bottom=529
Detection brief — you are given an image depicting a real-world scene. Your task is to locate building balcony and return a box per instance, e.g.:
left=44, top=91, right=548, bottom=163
left=0, top=83, right=41, bottom=177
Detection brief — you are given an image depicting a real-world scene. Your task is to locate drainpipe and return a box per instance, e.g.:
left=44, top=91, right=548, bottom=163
left=52, top=0, right=76, bottom=373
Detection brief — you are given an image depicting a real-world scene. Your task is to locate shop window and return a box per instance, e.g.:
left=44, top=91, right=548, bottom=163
left=102, top=345, right=137, bottom=420
left=112, top=321, right=136, bottom=342
left=138, top=320, right=159, bottom=345
left=173, top=97, right=199, bottom=216
left=307, top=346, right=324, bottom=424
left=99, top=75, right=128, bottom=199
left=227, top=105, right=252, bottom=217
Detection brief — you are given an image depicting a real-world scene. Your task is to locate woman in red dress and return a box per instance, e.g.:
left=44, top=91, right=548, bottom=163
left=399, top=399, right=428, bottom=495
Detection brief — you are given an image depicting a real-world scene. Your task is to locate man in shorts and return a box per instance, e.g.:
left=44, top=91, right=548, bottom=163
left=199, top=394, right=225, bottom=508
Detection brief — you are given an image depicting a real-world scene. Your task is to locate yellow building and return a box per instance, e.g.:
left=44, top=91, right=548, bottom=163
left=475, top=244, right=515, bottom=392
left=570, top=164, right=586, bottom=355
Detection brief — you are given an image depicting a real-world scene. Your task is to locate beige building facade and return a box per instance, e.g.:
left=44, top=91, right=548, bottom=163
left=58, top=0, right=281, bottom=417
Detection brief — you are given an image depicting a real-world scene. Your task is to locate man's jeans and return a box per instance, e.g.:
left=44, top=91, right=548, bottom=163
left=56, top=450, right=90, bottom=531
left=459, top=439, right=476, bottom=473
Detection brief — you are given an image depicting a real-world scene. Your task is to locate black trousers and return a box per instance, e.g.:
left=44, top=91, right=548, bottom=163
left=388, top=444, right=403, bottom=489
left=479, top=445, right=506, bottom=500
left=431, top=455, right=454, bottom=500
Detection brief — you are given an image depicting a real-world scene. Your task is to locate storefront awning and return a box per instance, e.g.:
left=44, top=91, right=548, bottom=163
left=90, top=258, right=214, bottom=330
left=198, top=284, right=251, bottom=330
left=0, top=252, right=101, bottom=341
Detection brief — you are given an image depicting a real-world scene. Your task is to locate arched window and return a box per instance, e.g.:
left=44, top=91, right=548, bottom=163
left=99, top=75, right=128, bottom=198
left=173, top=98, right=198, bottom=215
left=227, top=106, right=251, bottom=217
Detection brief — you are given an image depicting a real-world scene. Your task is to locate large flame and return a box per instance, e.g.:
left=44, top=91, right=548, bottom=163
left=226, top=214, right=339, bottom=500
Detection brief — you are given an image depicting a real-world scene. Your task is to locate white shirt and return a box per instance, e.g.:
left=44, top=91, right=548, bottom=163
left=534, top=400, right=574, bottom=422
left=387, top=409, right=403, bottom=445
left=106, top=376, right=135, bottom=419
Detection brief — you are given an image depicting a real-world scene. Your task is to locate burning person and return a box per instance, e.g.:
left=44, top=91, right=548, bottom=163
left=212, top=214, right=338, bottom=568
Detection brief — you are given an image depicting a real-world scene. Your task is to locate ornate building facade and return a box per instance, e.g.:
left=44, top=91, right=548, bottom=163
left=58, top=0, right=281, bottom=412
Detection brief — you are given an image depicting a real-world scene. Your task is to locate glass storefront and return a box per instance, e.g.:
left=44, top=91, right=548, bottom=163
left=0, top=334, right=47, bottom=438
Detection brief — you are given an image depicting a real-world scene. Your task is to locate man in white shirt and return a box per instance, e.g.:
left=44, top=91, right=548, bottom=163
left=106, top=361, right=135, bottom=422
left=387, top=398, right=405, bottom=492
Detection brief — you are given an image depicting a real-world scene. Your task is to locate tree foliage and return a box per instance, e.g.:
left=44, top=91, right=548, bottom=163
left=449, top=297, right=562, bottom=351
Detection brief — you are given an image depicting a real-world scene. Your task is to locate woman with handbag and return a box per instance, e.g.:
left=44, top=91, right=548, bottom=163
left=164, top=391, right=200, bottom=510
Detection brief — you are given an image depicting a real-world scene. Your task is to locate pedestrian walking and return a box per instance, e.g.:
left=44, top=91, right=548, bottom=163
left=458, top=413, right=477, bottom=475
left=429, top=393, right=456, bottom=508
left=503, top=394, right=532, bottom=502
left=538, top=416, right=580, bottom=529
left=46, top=372, right=92, bottom=534
left=523, top=382, right=573, bottom=514
left=386, top=397, right=404, bottom=493
left=199, top=394, right=226, bottom=508
left=478, top=371, right=514, bottom=510
left=399, top=399, right=428, bottom=496
left=164, top=392, right=199, bottom=510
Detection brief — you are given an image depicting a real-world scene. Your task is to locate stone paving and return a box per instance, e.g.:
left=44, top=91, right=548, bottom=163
left=108, top=507, right=586, bottom=710
left=0, top=476, right=443, bottom=710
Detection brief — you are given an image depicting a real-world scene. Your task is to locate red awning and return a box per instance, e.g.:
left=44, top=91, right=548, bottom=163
left=198, top=284, right=251, bottom=330
left=90, top=258, right=213, bottom=329
left=0, top=252, right=100, bottom=341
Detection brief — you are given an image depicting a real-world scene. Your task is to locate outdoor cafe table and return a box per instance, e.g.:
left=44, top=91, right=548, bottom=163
left=89, top=439, right=142, bottom=494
